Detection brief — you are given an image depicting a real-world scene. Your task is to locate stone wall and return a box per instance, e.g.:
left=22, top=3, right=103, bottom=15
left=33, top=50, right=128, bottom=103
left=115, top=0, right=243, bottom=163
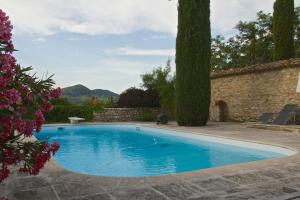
left=211, top=59, right=300, bottom=122
left=94, top=108, right=160, bottom=122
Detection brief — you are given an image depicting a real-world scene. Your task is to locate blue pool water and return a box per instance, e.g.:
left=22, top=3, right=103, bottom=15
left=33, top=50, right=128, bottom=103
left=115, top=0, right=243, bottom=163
left=36, top=125, right=291, bottom=177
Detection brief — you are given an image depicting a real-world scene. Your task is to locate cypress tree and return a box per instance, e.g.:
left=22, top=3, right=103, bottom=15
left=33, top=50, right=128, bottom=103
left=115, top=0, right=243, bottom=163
left=175, top=0, right=211, bottom=126
left=273, top=0, right=295, bottom=60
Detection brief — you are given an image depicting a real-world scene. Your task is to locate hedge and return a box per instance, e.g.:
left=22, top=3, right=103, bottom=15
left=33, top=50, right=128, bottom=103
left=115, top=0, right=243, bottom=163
left=45, top=105, right=94, bottom=123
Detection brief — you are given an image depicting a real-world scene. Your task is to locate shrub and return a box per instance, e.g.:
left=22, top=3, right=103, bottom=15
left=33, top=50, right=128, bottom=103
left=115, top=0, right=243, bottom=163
left=136, top=111, right=156, bottom=122
left=104, top=96, right=116, bottom=108
left=45, top=105, right=94, bottom=123
left=51, top=97, right=71, bottom=106
left=144, top=89, right=160, bottom=108
left=273, top=0, right=295, bottom=60
left=176, top=0, right=211, bottom=126
left=141, top=60, right=176, bottom=117
left=0, top=9, right=61, bottom=184
left=117, top=88, right=159, bottom=108
left=117, top=88, right=144, bottom=108
left=45, top=97, right=104, bottom=123
left=82, top=96, right=104, bottom=113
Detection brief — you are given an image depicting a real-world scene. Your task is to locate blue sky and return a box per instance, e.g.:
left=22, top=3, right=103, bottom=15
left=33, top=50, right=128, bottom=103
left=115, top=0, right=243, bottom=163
left=1, top=0, right=299, bottom=93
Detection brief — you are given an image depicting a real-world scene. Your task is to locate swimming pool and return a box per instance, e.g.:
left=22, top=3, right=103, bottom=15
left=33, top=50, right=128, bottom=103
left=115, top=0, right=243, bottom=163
left=36, top=124, right=295, bottom=177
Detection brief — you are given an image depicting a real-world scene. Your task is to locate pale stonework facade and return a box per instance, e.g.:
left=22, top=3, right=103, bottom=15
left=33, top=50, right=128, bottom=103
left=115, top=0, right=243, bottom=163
left=211, top=59, right=300, bottom=121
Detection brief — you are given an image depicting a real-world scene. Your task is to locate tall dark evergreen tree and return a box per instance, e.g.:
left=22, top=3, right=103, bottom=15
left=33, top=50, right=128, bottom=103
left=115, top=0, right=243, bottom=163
left=176, top=0, right=211, bottom=126
left=273, top=0, right=295, bottom=60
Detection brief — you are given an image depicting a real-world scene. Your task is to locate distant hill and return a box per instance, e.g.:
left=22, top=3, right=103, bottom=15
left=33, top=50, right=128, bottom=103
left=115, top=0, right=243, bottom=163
left=62, top=84, right=119, bottom=104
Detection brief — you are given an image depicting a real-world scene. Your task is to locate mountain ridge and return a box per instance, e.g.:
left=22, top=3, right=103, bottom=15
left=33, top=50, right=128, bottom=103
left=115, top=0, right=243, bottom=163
left=62, top=84, right=118, bottom=104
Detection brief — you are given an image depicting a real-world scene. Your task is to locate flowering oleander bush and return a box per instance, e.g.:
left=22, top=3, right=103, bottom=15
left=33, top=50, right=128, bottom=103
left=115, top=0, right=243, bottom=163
left=0, top=9, right=61, bottom=184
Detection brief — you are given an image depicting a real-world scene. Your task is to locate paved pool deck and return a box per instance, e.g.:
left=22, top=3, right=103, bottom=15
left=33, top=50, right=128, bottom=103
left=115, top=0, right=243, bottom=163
left=2, top=122, right=300, bottom=200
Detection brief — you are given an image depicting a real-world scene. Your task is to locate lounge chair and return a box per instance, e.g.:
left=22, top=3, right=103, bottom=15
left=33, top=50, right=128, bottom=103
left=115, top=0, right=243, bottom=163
left=257, top=113, right=275, bottom=124
left=273, top=104, right=298, bottom=125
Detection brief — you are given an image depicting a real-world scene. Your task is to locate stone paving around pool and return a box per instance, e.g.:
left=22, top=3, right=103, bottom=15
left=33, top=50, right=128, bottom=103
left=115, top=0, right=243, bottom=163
left=2, top=122, right=300, bottom=200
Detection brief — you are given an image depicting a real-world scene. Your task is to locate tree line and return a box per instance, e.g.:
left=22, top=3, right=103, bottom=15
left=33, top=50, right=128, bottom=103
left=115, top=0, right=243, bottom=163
left=212, top=2, right=298, bottom=70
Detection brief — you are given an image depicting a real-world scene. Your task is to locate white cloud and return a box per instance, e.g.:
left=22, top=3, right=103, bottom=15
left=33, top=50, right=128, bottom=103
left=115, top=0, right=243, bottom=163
left=32, top=37, right=46, bottom=43
left=67, top=37, right=83, bottom=41
left=105, top=47, right=175, bottom=57
left=150, top=35, right=171, bottom=39
left=1, top=0, right=178, bottom=35
left=211, top=0, right=275, bottom=35
left=1, top=0, right=292, bottom=37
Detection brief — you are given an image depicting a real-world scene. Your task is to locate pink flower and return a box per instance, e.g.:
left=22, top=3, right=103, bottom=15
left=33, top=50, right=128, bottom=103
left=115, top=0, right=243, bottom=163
left=31, top=150, right=51, bottom=175
left=0, top=9, right=13, bottom=42
left=51, top=142, right=60, bottom=155
left=7, top=42, right=14, bottom=51
left=50, top=87, right=63, bottom=99
left=0, top=77, right=7, bottom=88
left=24, top=121, right=34, bottom=137
left=5, top=89, right=21, bottom=105
left=0, top=118, right=13, bottom=141
left=15, top=118, right=26, bottom=132
left=41, top=101, right=53, bottom=112
left=18, top=106, right=26, bottom=115
left=3, top=149, right=18, bottom=165
left=35, top=110, right=45, bottom=133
